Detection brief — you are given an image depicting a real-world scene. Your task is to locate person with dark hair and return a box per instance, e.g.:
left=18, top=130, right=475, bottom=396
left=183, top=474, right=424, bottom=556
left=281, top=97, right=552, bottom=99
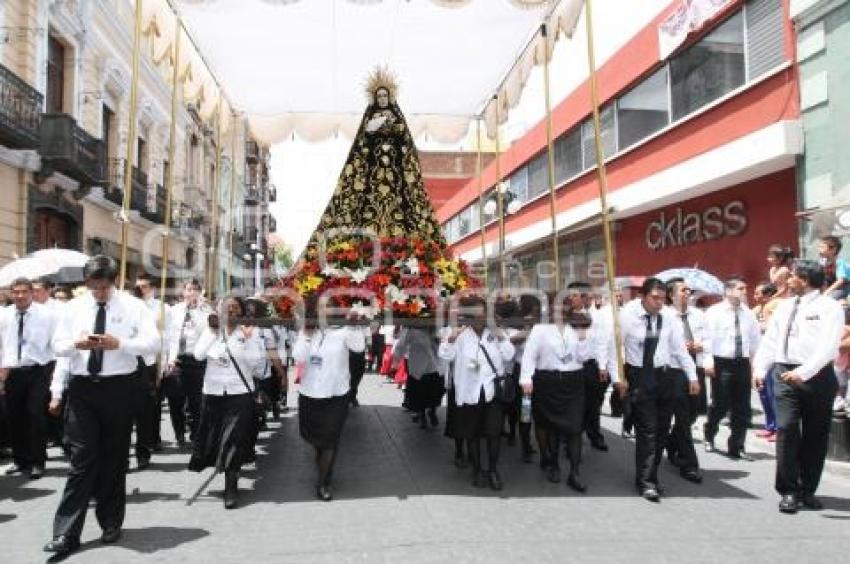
left=619, top=277, right=697, bottom=502
left=754, top=260, right=843, bottom=513
left=368, top=322, right=385, bottom=373
left=31, top=279, right=57, bottom=311
left=703, top=277, right=761, bottom=460
left=767, top=244, right=794, bottom=297
left=393, top=326, right=445, bottom=429
left=508, top=293, right=542, bottom=462
left=752, top=282, right=780, bottom=441
left=0, top=277, right=57, bottom=479
left=189, top=296, right=265, bottom=509
left=439, top=296, right=515, bottom=491
left=819, top=236, right=849, bottom=299
left=44, top=256, right=159, bottom=557
left=165, top=279, right=212, bottom=445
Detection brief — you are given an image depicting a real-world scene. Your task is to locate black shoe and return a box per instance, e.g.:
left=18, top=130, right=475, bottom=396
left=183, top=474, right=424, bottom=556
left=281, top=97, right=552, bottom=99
left=101, top=527, right=122, bottom=544
left=44, top=535, right=80, bottom=555
left=488, top=470, right=503, bottom=491
left=640, top=487, right=660, bottom=502
left=589, top=440, right=609, bottom=452
left=350, top=397, right=360, bottom=408
left=799, top=493, right=823, bottom=510
left=175, top=436, right=187, bottom=448
left=727, top=449, right=754, bottom=461
left=316, top=485, right=333, bottom=501
left=136, top=456, right=151, bottom=471
left=680, top=469, right=703, bottom=484
left=472, top=470, right=487, bottom=488
left=29, top=465, right=44, bottom=480
left=779, top=494, right=798, bottom=514
left=567, top=473, right=587, bottom=493
left=428, top=410, right=439, bottom=427
left=546, top=465, right=561, bottom=484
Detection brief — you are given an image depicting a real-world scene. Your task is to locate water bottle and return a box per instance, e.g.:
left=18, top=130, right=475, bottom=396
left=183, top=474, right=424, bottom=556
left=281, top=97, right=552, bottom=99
left=520, top=394, right=532, bottom=424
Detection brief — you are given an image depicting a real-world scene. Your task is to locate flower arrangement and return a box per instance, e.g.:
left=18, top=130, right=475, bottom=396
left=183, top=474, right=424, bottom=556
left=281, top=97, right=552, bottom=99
left=272, top=235, right=480, bottom=319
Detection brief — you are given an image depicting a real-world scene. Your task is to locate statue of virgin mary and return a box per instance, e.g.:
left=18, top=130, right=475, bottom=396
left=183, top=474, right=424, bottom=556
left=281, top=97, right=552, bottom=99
left=310, top=67, right=446, bottom=245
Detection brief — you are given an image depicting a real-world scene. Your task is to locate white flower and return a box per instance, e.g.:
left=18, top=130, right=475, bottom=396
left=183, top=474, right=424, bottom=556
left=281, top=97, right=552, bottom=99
left=386, top=284, right=408, bottom=305
left=404, top=257, right=420, bottom=276
left=344, top=267, right=371, bottom=284
left=322, top=264, right=340, bottom=277
left=351, top=303, right=379, bottom=320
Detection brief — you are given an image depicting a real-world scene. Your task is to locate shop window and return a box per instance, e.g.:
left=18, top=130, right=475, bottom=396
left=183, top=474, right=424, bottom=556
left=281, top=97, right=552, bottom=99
left=617, top=66, right=670, bottom=150
left=527, top=153, right=549, bottom=199
left=745, top=0, right=784, bottom=79
left=670, top=12, right=746, bottom=121
left=581, top=105, right=616, bottom=170
left=554, top=127, right=582, bottom=185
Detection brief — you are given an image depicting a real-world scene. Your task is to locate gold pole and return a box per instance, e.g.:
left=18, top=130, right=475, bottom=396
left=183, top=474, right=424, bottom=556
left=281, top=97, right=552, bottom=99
left=542, top=23, right=561, bottom=292
left=159, top=19, right=181, bottom=348
left=208, top=105, right=223, bottom=299
left=492, top=96, right=505, bottom=289
left=475, top=118, right=488, bottom=288
left=118, top=0, right=145, bottom=292
left=226, top=112, right=237, bottom=293
left=585, top=0, right=625, bottom=384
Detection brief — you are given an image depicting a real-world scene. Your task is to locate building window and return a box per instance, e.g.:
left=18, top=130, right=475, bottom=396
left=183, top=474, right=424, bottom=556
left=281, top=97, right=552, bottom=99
left=457, top=207, right=472, bottom=238
left=527, top=153, right=549, bottom=200
left=581, top=105, right=616, bottom=170
left=670, top=11, right=746, bottom=121
left=745, top=0, right=785, bottom=80
left=46, top=35, right=66, bottom=114
left=137, top=137, right=147, bottom=173
left=617, top=66, right=670, bottom=150
left=101, top=104, right=115, bottom=159
left=509, top=167, right=528, bottom=203
left=554, top=128, right=582, bottom=185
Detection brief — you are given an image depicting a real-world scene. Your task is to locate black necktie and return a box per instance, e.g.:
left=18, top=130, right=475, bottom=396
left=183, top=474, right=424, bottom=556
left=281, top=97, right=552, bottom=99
left=733, top=307, right=743, bottom=359
left=87, top=303, right=107, bottom=376
left=17, top=311, right=25, bottom=363
left=782, top=297, right=801, bottom=359
left=642, top=314, right=660, bottom=389
left=178, top=307, right=192, bottom=355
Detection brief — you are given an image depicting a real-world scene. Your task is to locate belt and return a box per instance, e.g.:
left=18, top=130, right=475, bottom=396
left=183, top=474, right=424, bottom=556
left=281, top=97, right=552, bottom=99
left=625, top=364, right=668, bottom=373
left=714, top=356, right=748, bottom=363
left=72, top=372, right=135, bottom=384
left=535, top=369, right=584, bottom=378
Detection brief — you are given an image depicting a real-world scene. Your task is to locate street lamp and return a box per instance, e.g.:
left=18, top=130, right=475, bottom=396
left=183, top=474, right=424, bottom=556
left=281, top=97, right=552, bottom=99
left=484, top=182, right=522, bottom=288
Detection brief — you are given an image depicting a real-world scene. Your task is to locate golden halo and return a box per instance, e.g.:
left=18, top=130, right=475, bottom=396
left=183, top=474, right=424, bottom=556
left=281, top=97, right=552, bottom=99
left=364, top=65, right=399, bottom=104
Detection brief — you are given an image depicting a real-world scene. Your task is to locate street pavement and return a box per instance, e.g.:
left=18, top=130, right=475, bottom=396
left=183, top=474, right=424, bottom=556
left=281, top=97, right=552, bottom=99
left=2, top=374, right=850, bottom=563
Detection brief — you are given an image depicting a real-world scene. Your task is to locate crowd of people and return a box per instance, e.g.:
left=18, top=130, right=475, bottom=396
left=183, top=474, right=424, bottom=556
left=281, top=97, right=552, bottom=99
left=0, top=236, right=849, bottom=558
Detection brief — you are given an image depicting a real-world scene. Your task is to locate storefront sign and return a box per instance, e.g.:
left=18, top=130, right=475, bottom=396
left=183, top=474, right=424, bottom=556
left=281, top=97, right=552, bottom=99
left=645, top=200, right=747, bottom=250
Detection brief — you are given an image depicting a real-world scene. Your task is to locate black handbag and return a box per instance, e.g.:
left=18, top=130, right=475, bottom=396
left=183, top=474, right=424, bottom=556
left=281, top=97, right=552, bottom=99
left=224, top=339, right=267, bottom=421
left=479, top=343, right=516, bottom=404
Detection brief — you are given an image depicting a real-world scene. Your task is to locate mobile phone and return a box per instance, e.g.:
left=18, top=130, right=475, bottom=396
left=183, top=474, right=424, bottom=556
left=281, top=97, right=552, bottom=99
left=87, top=335, right=100, bottom=341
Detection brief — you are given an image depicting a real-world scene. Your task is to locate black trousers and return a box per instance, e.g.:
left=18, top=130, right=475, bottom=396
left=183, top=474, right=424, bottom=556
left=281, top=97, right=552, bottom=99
left=774, top=363, right=837, bottom=496
left=582, top=359, right=607, bottom=444
left=626, top=365, right=675, bottom=489
left=368, top=334, right=385, bottom=371
left=53, top=375, right=136, bottom=539
left=665, top=368, right=700, bottom=472
left=5, top=365, right=49, bottom=468
left=349, top=351, right=366, bottom=402
left=705, top=357, right=751, bottom=452
left=132, top=363, right=158, bottom=459
left=177, top=356, right=206, bottom=441
left=159, top=371, right=186, bottom=441
left=690, top=367, right=708, bottom=421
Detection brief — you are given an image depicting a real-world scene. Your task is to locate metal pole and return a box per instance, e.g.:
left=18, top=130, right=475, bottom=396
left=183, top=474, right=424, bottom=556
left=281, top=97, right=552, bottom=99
left=542, top=23, right=561, bottom=292
left=476, top=118, right=488, bottom=288
left=226, top=112, right=237, bottom=293
left=208, top=105, right=223, bottom=300
left=118, top=0, right=144, bottom=291
left=492, top=96, right=505, bottom=289
left=159, top=17, right=182, bottom=351
left=585, top=0, right=625, bottom=384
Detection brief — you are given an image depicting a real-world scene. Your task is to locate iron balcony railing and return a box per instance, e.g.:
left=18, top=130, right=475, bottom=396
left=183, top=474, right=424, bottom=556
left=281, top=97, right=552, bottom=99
left=0, top=62, right=42, bottom=150
left=39, top=114, right=105, bottom=186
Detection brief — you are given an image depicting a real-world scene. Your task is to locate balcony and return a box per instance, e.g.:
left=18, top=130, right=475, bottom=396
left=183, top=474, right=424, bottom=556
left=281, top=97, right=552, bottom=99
left=267, top=185, right=277, bottom=203
left=39, top=114, right=105, bottom=186
left=245, top=140, right=259, bottom=163
left=244, top=184, right=260, bottom=205
left=103, top=158, right=125, bottom=206
left=140, top=184, right=166, bottom=224
left=0, top=63, right=43, bottom=150
left=269, top=216, right=277, bottom=232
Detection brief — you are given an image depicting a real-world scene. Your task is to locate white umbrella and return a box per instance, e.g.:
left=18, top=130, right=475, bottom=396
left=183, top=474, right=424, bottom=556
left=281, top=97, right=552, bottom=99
left=29, top=248, right=90, bottom=271
left=0, top=257, right=54, bottom=287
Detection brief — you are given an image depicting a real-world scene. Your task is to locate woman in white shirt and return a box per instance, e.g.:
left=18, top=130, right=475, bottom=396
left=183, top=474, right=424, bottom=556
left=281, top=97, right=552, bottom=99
left=520, top=300, right=600, bottom=493
left=188, top=296, right=265, bottom=510
left=292, top=317, right=366, bottom=501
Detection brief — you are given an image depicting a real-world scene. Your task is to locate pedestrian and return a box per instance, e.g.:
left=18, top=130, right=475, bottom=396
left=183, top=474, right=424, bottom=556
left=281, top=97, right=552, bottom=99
left=44, top=256, right=159, bottom=557
left=767, top=244, right=794, bottom=297
left=368, top=322, right=385, bottom=372
left=663, top=277, right=704, bottom=484
left=507, top=294, right=542, bottom=463
left=0, top=278, right=56, bottom=479
left=438, top=296, right=514, bottom=491
left=753, top=260, right=844, bottom=513
left=752, top=282, right=780, bottom=441
left=818, top=236, right=850, bottom=299
left=165, top=279, right=212, bottom=445
left=292, top=308, right=366, bottom=501
left=703, top=277, right=761, bottom=460
left=393, top=326, right=445, bottom=429
left=189, top=296, right=265, bottom=509
left=619, top=277, right=698, bottom=502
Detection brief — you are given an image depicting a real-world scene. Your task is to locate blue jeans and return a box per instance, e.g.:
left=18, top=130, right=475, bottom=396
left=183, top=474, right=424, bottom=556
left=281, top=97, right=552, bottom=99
left=759, top=365, right=778, bottom=432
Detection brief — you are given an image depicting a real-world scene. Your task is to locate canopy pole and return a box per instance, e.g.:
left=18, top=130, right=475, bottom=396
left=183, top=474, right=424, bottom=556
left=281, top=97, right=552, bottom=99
left=118, top=0, right=144, bottom=291
left=159, top=17, right=182, bottom=356
left=542, top=23, right=561, bottom=292
left=584, top=0, right=625, bottom=385
left=475, top=117, right=488, bottom=288
left=226, top=112, right=237, bottom=294
left=208, top=106, right=223, bottom=300
left=492, top=96, right=505, bottom=290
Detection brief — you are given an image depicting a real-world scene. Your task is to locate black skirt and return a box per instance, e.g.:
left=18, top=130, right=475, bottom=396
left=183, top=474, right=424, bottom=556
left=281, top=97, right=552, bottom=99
left=189, top=393, right=254, bottom=473
left=406, top=372, right=446, bottom=412
left=532, top=370, right=585, bottom=435
left=452, top=389, right=503, bottom=439
left=299, top=393, right=350, bottom=449
left=444, top=385, right=458, bottom=439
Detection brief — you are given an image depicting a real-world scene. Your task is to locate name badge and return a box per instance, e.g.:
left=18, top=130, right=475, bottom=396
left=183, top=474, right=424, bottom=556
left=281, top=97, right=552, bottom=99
left=215, top=355, right=229, bottom=367
left=805, top=315, right=820, bottom=321
left=310, top=355, right=323, bottom=367
left=468, top=359, right=480, bottom=371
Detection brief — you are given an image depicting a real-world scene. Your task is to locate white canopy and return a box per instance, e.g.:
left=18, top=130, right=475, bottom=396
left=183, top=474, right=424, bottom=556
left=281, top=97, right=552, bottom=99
left=167, top=0, right=584, bottom=143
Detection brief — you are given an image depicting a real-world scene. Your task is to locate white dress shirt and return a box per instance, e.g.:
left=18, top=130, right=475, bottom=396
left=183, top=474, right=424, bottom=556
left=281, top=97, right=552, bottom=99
left=519, top=323, right=596, bottom=385
left=53, top=289, right=159, bottom=377
left=438, top=327, right=515, bottom=405
left=293, top=327, right=366, bottom=399
left=194, top=326, right=265, bottom=395
left=255, top=327, right=288, bottom=380
left=166, top=301, right=212, bottom=363
left=1, top=302, right=56, bottom=368
left=392, top=327, right=441, bottom=379
left=49, top=356, right=71, bottom=400
left=619, top=299, right=697, bottom=381
left=703, top=299, right=761, bottom=368
left=666, top=306, right=708, bottom=369
left=753, top=290, right=845, bottom=381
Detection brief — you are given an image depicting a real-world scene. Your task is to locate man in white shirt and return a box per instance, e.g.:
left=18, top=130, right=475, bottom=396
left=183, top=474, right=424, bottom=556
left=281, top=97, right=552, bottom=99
left=44, top=256, right=159, bottom=557
left=753, top=261, right=843, bottom=514
left=703, top=277, right=761, bottom=459
left=620, top=278, right=698, bottom=502
left=0, top=278, right=56, bottom=479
